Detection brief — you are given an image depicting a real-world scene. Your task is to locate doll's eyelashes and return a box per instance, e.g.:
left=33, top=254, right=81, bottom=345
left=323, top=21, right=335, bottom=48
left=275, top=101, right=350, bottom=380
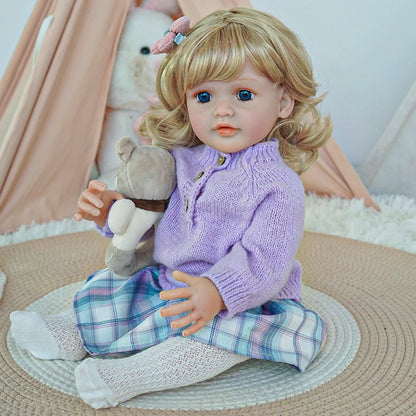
left=140, top=46, right=151, bottom=55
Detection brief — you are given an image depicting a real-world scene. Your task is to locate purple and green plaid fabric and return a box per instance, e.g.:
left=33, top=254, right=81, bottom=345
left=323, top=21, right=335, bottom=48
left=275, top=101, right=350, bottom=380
left=73, top=266, right=326, bottom=371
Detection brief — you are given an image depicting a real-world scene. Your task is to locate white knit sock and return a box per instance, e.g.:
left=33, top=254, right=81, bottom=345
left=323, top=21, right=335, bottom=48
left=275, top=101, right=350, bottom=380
left=75, top=336, right=249, bottom=409
left=10, top=309, right=87, bottom=361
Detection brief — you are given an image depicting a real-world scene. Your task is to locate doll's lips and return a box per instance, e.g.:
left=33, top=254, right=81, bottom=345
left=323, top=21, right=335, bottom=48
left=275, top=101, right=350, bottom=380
left=215, top=124, right=238, bottom=137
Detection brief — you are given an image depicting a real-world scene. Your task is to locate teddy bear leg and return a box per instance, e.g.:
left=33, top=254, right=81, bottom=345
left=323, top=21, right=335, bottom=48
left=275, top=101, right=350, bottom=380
left=106, top=236, right=158, bottom=277
left=105, top=242, right=139, bottom=276
left=132, top=236, right=158, bottom=271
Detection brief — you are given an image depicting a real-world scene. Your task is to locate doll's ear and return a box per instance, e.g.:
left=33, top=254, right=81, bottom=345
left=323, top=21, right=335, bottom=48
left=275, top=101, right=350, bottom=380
left=278, top=88, right=295, bottom=119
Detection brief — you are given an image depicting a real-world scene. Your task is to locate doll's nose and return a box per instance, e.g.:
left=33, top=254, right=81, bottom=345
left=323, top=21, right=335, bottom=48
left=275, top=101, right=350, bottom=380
left=213, top=101, right=234, bottom=117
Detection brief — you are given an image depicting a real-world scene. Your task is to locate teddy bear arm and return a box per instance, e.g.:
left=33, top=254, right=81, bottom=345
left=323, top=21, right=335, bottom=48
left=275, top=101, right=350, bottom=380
left=112, top=208, right=162, bottom=251
left=108, top=199, right=136, bottom=234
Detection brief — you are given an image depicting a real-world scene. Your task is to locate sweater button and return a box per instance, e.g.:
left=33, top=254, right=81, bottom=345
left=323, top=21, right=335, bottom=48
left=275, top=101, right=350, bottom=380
left=195, top=171, right=204, bottom=180
left=217, top=155, right=226, bottom=165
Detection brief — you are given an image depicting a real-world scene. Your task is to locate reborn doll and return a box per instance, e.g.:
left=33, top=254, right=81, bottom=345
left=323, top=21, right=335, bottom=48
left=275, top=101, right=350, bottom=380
left=11, top=7, right=332, bottom=409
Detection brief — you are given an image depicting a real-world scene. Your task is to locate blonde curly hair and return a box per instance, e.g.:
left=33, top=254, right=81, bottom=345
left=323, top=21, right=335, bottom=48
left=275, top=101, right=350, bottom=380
left=139, top=7, right=332, bottom=174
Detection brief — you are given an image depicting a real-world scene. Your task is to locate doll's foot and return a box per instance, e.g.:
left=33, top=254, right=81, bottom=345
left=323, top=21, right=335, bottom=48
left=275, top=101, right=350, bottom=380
left=75, top=358, right=120, bottom=408
left=75, top=336, right=248, bottom=408
left=10, top=310, right=87, bottom=361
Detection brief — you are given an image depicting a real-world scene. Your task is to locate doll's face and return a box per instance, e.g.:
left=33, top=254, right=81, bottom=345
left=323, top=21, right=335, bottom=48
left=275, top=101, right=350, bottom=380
left=186, top=61, right=294, bottom=154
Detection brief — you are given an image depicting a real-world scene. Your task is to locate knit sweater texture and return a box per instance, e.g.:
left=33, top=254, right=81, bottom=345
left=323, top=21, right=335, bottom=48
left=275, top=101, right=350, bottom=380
left=153, top=140, right=305, bottom=319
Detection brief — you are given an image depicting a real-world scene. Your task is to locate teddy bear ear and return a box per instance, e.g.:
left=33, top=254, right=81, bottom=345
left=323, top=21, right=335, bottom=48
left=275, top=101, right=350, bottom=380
left=116, top=137, right=137, bottom=162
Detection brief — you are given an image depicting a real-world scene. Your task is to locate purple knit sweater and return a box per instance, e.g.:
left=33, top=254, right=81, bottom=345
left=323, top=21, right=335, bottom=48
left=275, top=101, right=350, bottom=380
left=153, top=140, right=305, bottom=319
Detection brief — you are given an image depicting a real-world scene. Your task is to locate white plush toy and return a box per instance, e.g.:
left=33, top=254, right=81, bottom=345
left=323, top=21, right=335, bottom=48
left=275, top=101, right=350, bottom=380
left=96, top=6, right=172, bottom=184
left=143, top=0, right=182, bottom=17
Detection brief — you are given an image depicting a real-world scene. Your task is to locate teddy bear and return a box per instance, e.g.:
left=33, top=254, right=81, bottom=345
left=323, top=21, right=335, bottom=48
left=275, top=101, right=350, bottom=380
left=96, top=6, right=173, bottom=186
left=105, top=137, right=176, bottom=276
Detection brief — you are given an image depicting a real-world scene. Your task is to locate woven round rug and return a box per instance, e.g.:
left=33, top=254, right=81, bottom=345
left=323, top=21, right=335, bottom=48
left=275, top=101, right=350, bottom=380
left=6, top=281, right=359, bottom=411
left=0, top=231, right=415, bottom=415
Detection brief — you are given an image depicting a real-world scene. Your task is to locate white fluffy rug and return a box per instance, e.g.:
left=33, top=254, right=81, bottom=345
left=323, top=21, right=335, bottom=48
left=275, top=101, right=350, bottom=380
left=1, top=193, right=415, bottom=299
left=1, top=193, right=415, bottom=251
left=304, top=193, right=416, bottom=253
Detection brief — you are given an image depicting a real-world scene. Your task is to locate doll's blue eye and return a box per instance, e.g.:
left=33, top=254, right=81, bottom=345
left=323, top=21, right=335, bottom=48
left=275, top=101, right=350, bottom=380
left=140, top=46, right=151, bottom=55
left=237, top=90, right=254, bottom=101
left=196, top=92, right=212, bottom=103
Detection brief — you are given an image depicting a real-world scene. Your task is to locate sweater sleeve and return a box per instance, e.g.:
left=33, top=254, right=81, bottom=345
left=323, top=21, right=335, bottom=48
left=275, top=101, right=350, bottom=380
left=204, top=182, right=304, bottom=319
left=95, top=222, right=114, bottom=238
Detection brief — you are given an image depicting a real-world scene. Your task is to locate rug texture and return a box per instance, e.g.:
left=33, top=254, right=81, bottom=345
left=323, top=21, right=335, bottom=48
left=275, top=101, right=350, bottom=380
left=6, top=282, right=360, bottom=411
left=0, top=231, right=415, bottom=415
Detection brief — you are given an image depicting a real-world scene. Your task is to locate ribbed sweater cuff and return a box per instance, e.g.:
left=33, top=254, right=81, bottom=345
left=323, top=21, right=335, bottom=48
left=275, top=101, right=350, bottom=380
left=96, top=223, right=113, bottom=238
left=206, top=270, right=250, bottom=319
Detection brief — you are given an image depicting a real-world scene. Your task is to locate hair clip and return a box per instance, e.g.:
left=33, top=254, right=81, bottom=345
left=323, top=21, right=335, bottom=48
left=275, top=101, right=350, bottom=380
left=151, top=16, right=190, bottom=54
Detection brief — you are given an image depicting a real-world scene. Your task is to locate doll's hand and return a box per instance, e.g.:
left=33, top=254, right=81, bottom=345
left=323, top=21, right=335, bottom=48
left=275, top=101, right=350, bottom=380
left=160, top=271, right=226, bottom=337
left=74, top=180, right=124, bottom=228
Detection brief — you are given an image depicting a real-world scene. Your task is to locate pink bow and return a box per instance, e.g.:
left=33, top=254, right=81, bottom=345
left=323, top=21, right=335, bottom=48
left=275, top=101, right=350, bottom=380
left=151, top=16, right=191, bottom=54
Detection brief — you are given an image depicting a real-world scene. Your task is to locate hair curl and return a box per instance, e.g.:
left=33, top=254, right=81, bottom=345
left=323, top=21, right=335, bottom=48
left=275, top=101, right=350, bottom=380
left=139, top=7, right=332, bottom=174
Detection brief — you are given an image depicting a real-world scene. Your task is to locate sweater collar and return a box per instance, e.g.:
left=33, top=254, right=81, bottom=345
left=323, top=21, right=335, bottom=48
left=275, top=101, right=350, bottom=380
left=196, top=139, right=283, bottom=167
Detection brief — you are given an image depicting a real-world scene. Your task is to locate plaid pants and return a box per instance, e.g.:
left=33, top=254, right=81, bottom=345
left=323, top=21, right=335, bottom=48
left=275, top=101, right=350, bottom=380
left=73, top=266, right=326, bottom=371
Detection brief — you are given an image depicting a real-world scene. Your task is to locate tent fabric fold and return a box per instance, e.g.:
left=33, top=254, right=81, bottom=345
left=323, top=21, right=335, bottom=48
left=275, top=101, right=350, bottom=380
left=0, top=0, right=130, bottom=234
left=0, top=0, right=377, bottom=234
left=301, top=138, right=379, bottom=209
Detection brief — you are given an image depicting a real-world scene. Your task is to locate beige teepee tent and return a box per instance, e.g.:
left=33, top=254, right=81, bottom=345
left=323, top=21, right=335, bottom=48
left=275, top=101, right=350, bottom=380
left=0, top=0, right=131, bottom=234
left=0, top=0, right=377, bottom=234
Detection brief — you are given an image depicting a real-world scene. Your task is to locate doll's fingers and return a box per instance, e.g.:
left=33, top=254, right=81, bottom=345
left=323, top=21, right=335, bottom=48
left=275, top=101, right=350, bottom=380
left=82, top=190, right=104, bottom=209
left=74, top=212, right=84, bottom=221
left=170, top=311, right=200, bottom=331
left=182, top=319, right=206, bottom=337
left=159, top=287, right=190, bottom=301
left=77, top=200, right=101, bottom=217
left=88, top=179, right=107, bottom=194
left=172, top=270, right=198, bottom=286
left=160, top=299, right=193, bottom=318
